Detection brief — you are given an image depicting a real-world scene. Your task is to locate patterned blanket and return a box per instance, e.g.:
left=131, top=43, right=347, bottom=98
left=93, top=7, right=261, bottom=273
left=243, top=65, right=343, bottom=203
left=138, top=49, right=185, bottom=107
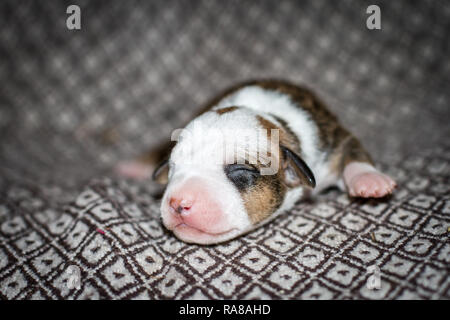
left=0, top=0, right=448, bottom=299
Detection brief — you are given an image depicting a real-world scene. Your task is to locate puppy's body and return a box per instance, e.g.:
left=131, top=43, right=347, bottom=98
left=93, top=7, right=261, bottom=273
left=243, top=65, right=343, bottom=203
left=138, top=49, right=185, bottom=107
left=117, top=80, right=396, bottom=244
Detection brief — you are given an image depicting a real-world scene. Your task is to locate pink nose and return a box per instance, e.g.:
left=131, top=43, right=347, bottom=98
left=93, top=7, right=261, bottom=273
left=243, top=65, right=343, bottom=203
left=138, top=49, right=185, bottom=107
left=164, top=178, right=226, bottom=234
left=169, top=197, right=193, bottom=214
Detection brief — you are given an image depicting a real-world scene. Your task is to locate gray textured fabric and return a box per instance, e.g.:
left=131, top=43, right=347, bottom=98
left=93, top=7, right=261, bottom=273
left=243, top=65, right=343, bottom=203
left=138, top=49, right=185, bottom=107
left=0, top=0, right=449, bottom=299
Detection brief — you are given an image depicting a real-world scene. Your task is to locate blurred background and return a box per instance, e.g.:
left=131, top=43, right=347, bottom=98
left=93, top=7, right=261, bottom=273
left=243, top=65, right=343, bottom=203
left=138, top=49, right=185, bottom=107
left=0, top=0, right=449, bottom=193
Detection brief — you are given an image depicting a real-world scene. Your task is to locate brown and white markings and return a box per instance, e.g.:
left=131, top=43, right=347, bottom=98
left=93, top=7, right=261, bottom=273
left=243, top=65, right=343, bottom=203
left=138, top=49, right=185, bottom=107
left=116, top=79, right=396, bottom=244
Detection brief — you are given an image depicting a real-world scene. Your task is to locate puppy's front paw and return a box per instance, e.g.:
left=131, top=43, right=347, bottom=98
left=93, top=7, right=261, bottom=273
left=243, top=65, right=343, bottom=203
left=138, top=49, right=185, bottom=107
left=348, top=172, right=396, bottom=198
left=344, top=162, right=396, bottom=198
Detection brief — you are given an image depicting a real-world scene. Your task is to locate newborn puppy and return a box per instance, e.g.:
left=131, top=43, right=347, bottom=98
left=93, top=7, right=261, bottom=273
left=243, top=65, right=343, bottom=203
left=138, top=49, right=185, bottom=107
left=117, top=80, right=396, bottom=244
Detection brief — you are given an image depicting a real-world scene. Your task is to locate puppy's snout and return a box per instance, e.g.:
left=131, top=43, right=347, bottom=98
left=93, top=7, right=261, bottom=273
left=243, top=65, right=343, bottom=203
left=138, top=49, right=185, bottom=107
left=169, top=197, right=193, bottom=214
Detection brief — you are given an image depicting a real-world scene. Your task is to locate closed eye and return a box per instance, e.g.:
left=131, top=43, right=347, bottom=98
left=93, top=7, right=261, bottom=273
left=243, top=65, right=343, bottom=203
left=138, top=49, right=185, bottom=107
left=225, top=164, right=260, bottom=174
left=224, top=164, right=260, bottom=191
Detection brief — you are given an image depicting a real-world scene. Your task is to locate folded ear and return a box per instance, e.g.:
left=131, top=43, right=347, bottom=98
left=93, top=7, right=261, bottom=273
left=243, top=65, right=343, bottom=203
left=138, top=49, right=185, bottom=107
left=280, top=146, right=316, bottom=188
left=152, top=159, right=169, bottom=184
left=147, top=140, right=176, bottom=185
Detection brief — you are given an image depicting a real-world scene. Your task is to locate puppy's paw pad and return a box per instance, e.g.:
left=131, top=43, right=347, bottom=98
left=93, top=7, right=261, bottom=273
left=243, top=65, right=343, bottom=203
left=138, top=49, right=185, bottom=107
left=348, top=172, right=396, bottom=198
left=115, top=161, right=153, bottom=180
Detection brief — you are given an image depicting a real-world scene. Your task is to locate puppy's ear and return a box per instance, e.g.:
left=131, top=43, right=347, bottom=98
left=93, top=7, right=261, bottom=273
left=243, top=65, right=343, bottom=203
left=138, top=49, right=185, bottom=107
left=152, top=159, right=170, bottom=184
left=146, top=140, right=176, bottom=185
left=280, top=146, right=315, bottom=188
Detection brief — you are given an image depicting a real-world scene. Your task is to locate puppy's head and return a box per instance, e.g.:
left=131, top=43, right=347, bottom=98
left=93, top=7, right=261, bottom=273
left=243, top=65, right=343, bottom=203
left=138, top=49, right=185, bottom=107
left=153, top=107, right=315, bottom=244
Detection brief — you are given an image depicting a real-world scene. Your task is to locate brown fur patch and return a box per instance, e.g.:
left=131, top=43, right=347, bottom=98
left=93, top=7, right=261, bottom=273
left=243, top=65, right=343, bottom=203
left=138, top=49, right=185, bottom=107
left=242, top=174, right=285, bottom=224
left=256, top=116, right=298, bottom=151
left=216, top=106, right=238, bottom=115
left=255, top=115, right=283, bottom=171
left=269, top=115, right=301, bottom=155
